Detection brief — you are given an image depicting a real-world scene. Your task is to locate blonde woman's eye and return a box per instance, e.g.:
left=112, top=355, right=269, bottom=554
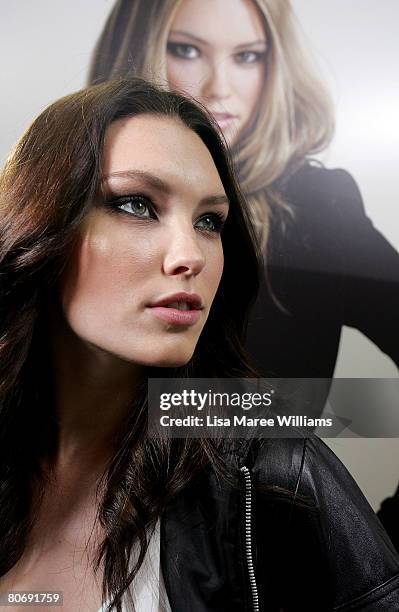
left=195, top=213, right=226, bottom=234
left=167, top=42, right=200, bottom=60
left=106, top=195, right=157, bottom=219
left=235, top=50, right=266, bottom=65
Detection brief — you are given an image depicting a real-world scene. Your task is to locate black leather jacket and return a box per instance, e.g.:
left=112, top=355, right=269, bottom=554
left=160, top=436, right=399, bottom=611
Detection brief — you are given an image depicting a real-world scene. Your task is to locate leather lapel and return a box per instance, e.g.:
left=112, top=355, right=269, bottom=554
left=160, top=461, right=249, bottom=612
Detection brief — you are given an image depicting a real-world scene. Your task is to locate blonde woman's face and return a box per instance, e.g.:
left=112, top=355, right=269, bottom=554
left=167, top=0, right=267, bottom=146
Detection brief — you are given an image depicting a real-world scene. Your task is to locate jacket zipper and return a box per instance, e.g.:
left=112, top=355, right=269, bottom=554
left=240, top=465, right=260, bottom=612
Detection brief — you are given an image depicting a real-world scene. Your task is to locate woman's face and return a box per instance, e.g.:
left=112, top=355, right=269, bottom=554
left=167, top=0, right=267, bottom=146
left=61, top=115, right=229, bottom=368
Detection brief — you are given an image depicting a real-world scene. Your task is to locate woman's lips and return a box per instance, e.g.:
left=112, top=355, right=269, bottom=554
left=148, top=306, right=201, bottom=326
left=147, top=292, right=203, bottom=326
left=211, top=112, right=238, bottom=130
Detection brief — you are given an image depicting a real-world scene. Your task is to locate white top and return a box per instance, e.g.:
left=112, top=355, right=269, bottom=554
left=97, top=519, right=172, bottom=612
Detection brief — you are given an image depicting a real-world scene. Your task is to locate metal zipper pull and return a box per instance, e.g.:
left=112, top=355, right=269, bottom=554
left=240, top=465, right=260, bottom=612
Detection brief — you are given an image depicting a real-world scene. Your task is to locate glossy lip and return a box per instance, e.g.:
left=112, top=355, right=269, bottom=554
left=148, top=292, right=203, bottom=310
left=212, top=112, right=238, bottom=121
left=147, top=292, right=204, bottom=327
left=211, top=112, right=238, bottom=128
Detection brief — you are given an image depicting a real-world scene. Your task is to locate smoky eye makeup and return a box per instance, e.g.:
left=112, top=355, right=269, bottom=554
left=234, top=49, right=267, bottom=64
left=100, top=175, right=229, bottom=234
left=104, top=197, right=227, bottom=235
left=100, top=173, right=162, bottom=220
left=167, top=41, right=201, bottom=60
left=194, top=211, right=227, bottom=235
left=103, top=193, right=158, bottom=220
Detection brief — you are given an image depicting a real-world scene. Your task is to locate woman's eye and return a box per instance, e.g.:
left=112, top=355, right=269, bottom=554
left=234, top=50, right=265, bottom=65
left=108, top=195, right=156, bottom=219
left=167, top=42, right=200, bottom=60
left=195, top=213, right=226, bottom=234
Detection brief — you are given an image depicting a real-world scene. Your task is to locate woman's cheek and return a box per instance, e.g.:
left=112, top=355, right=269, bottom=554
left=167, top=59, right=203, bottom=98
left=208, top=242, right=224, bottom=302
left=242, top=65, right=264, bottom=103
left=60, top=218, right=146, bottom=330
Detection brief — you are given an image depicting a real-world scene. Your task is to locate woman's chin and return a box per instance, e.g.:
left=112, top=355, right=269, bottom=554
left=217, top=123, right=240, bottom=148
left=148, top=352, right=193, bottom=369
left=135, top=344, right=195, bottom=369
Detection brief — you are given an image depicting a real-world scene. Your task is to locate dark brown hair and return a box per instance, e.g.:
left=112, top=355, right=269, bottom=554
left=0, top=78, right=260, bottom=610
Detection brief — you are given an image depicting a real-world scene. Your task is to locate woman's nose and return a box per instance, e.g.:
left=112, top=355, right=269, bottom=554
left=201, top=60, right=231, bottom=100
left=162, top=229, right=206, bottom=278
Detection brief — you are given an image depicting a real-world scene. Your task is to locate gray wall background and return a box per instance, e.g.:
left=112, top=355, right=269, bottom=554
left=1, top=0, right=398, bottom=510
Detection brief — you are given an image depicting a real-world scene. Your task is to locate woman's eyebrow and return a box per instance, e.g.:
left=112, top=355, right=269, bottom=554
left=234, top=40, right=267, bottom=51
left=168, top=30, right=209, bottom=46
left=169, top=30, right=266, bottom=50
left=101, top=170, right=229, bottom=206
left=102, top=170, right=172, bottom=195
left=200, top=195, right=230, bottom=208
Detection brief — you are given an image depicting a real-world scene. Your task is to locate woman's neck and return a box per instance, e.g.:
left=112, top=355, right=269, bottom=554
left=48, top=311, right=143, bottom=471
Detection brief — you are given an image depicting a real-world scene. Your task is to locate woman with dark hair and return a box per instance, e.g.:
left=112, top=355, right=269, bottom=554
left=0, top=78, right=398, bottom=611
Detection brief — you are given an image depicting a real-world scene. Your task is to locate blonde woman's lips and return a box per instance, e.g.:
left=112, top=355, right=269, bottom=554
left=212, top=112, right=238, bottom=130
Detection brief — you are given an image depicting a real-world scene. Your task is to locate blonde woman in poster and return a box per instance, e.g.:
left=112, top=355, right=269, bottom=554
left=89, top=0, right=399, bottom=398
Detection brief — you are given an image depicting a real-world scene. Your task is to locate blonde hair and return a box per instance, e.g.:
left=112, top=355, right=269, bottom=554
left=89, top=0, right=335, bottom=248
